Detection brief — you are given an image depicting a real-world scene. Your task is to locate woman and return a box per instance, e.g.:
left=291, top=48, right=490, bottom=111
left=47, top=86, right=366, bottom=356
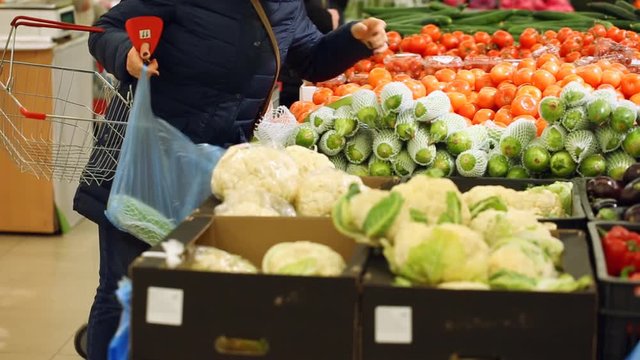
left=73, top=1, right=386, bottom=359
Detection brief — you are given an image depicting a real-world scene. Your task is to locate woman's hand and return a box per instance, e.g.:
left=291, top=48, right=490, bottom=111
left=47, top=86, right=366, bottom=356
left=351, top=17, right=388, bottom=54
left=126, top=46, right=159, bottom=79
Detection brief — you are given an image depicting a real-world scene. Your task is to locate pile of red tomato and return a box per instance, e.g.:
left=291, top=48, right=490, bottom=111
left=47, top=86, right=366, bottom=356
left=289, top=24, right=640, bottom=133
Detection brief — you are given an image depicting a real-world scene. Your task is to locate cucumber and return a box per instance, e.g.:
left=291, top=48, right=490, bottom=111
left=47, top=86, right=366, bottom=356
left=532, top=11, right=596, bottom=21
left=442, top=24, right=502, bottom=33
left=575, top=11, right=617, bottom=19
left=393, top=14, right=453, bottom=26
left=453, top=10, right=515, bottom=25
left=610, top=19, right=638, bottom=29
left=587, top=2, right=638, bottom=21
left=363, top=6, right=434, bottom=16
left=615, top=0, right=637, bottom=13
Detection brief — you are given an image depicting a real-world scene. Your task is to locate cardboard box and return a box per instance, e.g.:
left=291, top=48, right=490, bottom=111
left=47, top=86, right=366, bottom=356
left=131, top=215, right=368, bottom=360
left=360, top=230, right=598, bottom=360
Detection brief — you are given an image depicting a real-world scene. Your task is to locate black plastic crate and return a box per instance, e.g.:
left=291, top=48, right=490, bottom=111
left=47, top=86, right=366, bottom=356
left=360, top=229, right=597, bottom=360
left=587, top=222, right=640, bottom=360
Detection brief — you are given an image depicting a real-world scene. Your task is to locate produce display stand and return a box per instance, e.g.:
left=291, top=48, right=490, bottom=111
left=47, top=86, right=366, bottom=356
left=360, top=230, right=597, bottom=360
left=130, top=197, right=368, bottom=360
left=588, top=222, right=640, bottom=360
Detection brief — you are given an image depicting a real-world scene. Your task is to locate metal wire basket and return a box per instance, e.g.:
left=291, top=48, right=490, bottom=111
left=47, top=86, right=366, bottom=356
left=0, top=16, right=131, bottom=184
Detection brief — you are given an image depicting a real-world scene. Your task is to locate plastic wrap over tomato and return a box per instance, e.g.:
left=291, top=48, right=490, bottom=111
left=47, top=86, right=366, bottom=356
left=347, top=72, right=370, bottom=86
left=385, top=53, right=425, bottom=79
left=423, top=56, right=463, bottom=75
left=462, top=56, right=502, bottom=72
left=594, top=38, right=637, bottom=66
left=531, top=44, right=560, bottom=59
left=315, top=74, right=346, bottom=93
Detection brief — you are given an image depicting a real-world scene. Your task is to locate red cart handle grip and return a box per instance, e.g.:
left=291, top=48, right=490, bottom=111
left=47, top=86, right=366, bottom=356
left=10, top=15, right=104, bottom=33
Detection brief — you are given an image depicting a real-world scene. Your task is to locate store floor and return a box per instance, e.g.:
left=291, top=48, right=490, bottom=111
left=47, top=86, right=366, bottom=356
left=0, top=219, right=99, bottom=360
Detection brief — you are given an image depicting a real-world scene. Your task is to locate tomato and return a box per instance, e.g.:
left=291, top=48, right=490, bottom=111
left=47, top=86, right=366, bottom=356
left=560, top=74, right=585, bottom=87
left=607, top=26, right=625, bottom=42
left=492, top=30, right=514, bottom=48
left=334, top=83, right=360, bottom=97
left=371, top=49, right=394, bottom=64
left=557, top=27, right=574, bottom=42
left=630, top=92, right=640, bottom=105
left=621, top=73, right=640, bottom=98
left=400, top=36, right=413, bottom=53
left=495, top=84, right=517, bottom=108
left=564, top=51, right=582, bottom=63
left=441, top=33, right=460, bottom=50
left=403, top=79, right=427, bottom=99
left=368, top=67, right=392, bottom=87
left=475, top=73, right=494, bottom=92
left=458, top=40, right=478, bottom=58
left=535, top=118, right=547, bottom=137
left=474, top=31, right=491, bottom=44
left=540, top=61, right=560, bottom=76
left=494, top=106, right=514, bottom=126
left=424, top=42, right=440, bottom=56
left=511, top=95, right=539, bottom=117
left=590, top=24, right=607, bottom=38
left=516, top=85, right=542, bottom=100
left=536, top=53, right=560, bottom=68
left=519, top=31, right=539, bottom=49
left=544, top=30, right=557, bottom=40
left=445, top=79, right=472, bottom=95
left=476, top=87, right=497, bottom=110
left=543, top=84, right=562, bottom=98
left=583, top=33, right=595, bottom=46
left=421, top=24, right=441, bottom=41
left=409, top=35, right=428, bottom=55
left=599, top=69, right=621, bottom=88
left=435, top=68, right=457, bottom=83
left=531, top=69, right=556, bottom=91
left=387, top=31, right=402, bottom=52
left=560, top=39, right=581, bottom=58
left=312, top=87, right=333, bottom=105
left=513, top=68, right=534, bottom=86
left=456, top=70, right=476, bottom=88
left=556, top=64, right=576, bottom=80
left=421, top=75, right=440, bottom=93
left=473, top=108, right=495, bottom=124
left=490, top=63, right=515, bottom=86
left=518, top=58, right=537, bottom=70
left=447, top=92, right=467, bottom=112
left=354, top=59, right=373, bottom=73
left=576, top=64, right=603, bottom=88
left=458, top=102, right=477, bottom=119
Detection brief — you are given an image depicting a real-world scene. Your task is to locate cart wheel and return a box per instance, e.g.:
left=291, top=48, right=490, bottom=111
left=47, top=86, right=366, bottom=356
left=74, top=324, right=88, bottom=359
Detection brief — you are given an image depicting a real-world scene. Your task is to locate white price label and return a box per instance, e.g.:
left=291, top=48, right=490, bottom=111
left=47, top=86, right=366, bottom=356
left=146, top=286, right=184, bottom=326
left=375, top=306, right=412, bottom=344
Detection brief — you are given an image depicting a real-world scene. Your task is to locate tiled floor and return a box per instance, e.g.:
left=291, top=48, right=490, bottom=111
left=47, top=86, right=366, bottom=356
left=0, top=220, right=99, bottom=360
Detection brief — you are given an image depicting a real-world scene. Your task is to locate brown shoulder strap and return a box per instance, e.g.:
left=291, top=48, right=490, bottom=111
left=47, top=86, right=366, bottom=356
left=250, top=0, right=281, bottom=117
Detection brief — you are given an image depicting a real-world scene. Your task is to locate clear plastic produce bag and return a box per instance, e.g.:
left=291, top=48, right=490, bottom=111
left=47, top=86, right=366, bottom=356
left=106, top=67, right=225, bottom=245
left=108, top=278, right=132, bottom=360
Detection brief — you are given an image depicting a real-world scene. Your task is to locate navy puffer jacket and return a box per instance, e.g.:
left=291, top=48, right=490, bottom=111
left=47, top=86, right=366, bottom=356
left=74, top=0, right=371, bottom=224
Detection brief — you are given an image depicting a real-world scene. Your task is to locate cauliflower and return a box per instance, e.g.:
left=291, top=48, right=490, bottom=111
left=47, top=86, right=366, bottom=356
left=262, top=241, right=346, bottom=276
left=191, top=246, right=258, bottom=273
left=295, top=168, right=363, bottom=217
left=214, top=189, right=296, bottom=217
left=391, top=177, right=471, bottom=225
left=437, top=282, right=490, bottom=290
left=211, top=144, right=300, bottom=202
left=285, top=145, right=335, bottom=177
left=470, top=209, right=550, bottom=246
left=488, top=238, right=557, bottom=280
left=463, top=185, right=565, bottom=218
left=387, top=222, right=489, bottom=285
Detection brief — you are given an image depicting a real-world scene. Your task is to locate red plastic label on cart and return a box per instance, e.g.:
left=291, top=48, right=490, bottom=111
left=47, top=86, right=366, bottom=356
left=146, top=286, right=183, bottom=326
left=375, top=305, right=413, bottom=344
left=125, top=16, right=163, bottom=58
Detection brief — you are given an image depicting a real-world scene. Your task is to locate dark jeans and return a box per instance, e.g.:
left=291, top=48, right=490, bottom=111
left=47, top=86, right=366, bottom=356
left=87, top=220, right=149, bottom=360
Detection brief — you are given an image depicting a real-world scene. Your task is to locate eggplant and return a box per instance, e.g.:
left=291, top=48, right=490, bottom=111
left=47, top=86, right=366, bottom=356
left=591, top=198, right=618, bottom=212
left=596, top=207, right=625, bottom=221
left=587, top=176, right=622, bottom=200
left=624, top=204, right=640, bottom=222
left=623, top=163, right=640, bottom=185
left=619, top=178, right=640, bottom=206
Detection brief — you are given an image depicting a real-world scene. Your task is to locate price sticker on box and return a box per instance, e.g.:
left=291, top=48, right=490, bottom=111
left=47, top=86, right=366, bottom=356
left=146, top=286, right=184, bottom=326
left=375, top=306, right=412, bottom=344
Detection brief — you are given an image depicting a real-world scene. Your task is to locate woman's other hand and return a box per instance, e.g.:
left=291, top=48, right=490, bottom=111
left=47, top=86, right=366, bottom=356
left=351, top=17, right=388, bottom=54
left=126, top=46, right=159, bottom=79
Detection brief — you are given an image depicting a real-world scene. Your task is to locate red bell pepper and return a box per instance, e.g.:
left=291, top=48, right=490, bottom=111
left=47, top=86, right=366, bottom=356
left=602, top=226, right=640, bottom=276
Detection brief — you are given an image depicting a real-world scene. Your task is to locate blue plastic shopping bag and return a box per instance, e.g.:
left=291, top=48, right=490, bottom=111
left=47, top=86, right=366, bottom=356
left=108, top=278, right=132, bottom=360
left=106, top=66, right=225, bottom=245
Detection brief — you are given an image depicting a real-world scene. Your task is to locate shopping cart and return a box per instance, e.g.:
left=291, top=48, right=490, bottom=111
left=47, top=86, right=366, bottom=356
left=0, top=16, right=131, bottom=184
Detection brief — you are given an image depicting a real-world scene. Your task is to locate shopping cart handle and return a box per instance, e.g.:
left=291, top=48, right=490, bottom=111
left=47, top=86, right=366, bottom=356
left=19, top=106, right=46, bottom=120
left=10, top=15, right=104, bottom=33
